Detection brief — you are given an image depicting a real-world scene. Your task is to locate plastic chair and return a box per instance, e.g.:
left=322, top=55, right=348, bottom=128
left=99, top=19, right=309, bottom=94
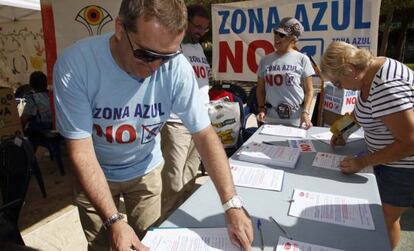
left=0, top=136, right=33, bottom=245
left=30, top=130, right=65, bottom=176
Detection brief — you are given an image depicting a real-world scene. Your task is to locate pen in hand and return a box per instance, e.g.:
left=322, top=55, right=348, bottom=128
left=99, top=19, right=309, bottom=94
left=269, top=216, right=292, bottom=240
left=256, top=219, right=265, bottom=251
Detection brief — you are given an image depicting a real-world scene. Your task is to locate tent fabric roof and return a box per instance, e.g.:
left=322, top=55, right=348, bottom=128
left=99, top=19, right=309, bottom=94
left=0, top=0, right=40, bottom=11
left=0, top=1, right=40, bottom=22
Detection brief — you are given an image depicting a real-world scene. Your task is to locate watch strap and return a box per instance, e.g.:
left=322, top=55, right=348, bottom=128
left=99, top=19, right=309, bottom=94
left=222, top=195, right=243, bottom=211
left=103, top=212, right=124, bottom=230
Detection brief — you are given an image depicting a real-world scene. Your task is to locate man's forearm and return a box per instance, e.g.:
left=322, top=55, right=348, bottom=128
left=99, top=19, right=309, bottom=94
left=193, top=126, right=236, bottom=203
left=67, top=138, right=118, bottom=220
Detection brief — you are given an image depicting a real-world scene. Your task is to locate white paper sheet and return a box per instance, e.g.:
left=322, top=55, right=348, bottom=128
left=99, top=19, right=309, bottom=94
left=275, top=236, right=344, bottom=251
left=312, top=152, right=374, bottom=174
left=288, top=139, right=316, bottom=152
left=142, top=228, right=239, bottom=251
left=260, top=124, right=306, bottom=138
left=311, top=129, right=364, bottom=145
left=288, top=189, right=375, bottom=230
left=230, top=164, right=284, bottom=191
left=312, top=152, right=346, bottom=170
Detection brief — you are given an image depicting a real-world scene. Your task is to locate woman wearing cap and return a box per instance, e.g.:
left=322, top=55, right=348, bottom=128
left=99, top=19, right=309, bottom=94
left=321, top=41, right=414, bottom=249
left=256, top=17, right=314, bottom=128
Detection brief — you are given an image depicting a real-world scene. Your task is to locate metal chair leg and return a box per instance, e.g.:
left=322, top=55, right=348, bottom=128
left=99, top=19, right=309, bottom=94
left=31, top=156, right=47, bottom=198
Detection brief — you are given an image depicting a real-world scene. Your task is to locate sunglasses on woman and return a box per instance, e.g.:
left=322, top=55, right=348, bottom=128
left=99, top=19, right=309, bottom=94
left=273, top=30, right=287, bottom=38
left=124, top=25, right=181, bottom=63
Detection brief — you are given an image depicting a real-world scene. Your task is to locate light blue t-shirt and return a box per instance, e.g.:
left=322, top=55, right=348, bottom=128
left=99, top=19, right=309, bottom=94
left=53, top=33, right=210, bottom=182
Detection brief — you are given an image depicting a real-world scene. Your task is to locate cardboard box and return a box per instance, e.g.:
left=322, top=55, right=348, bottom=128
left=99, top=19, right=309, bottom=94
left=0, top=88, right=23, bottom=139
left=322, top=110, right=343, bottom=126
left=323, top=83, right=358, bottom=114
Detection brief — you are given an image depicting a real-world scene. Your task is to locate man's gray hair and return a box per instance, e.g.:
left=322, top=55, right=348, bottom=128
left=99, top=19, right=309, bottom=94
left=119, top=0, right=187, bottom=34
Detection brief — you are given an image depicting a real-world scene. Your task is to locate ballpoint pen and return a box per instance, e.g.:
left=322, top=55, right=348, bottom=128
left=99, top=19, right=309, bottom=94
left=269, top=216, right=293, bottom=240
left=262, top=141, right=278, bottom=146
left=256, top=219, right=265, bottom=251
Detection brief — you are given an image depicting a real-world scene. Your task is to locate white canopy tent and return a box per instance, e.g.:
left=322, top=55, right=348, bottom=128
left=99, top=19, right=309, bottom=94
left=0, top=0, right=40, bottom=23
left=0, top=0, right=44, bottom=88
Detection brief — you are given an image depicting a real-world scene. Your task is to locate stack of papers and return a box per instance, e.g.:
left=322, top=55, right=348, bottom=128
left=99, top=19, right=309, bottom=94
left=142, top=227, right=238, bottom=251
left=260, top=124, right=307, bottom=138
left=237, top=142, right=301, bottom=168
left=230, top=164, right=285, bottom=191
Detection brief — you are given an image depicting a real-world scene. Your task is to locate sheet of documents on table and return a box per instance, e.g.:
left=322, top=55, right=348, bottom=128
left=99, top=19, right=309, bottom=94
left=276, top=236, right=344, bottom=251
left=288, top=189, right=375, bottom=230
left=311, top=129, right=364, bottom=145
left=312, top=152, right=345, bottom=170
left=260, top=124, right=306, bottom=138
left=312, top=152, right=374, bottom=173
left=230, top=164, right=285, bottom=191
left=142, top=227, right=239, bottom=251
left=237, top=142, right=301, bottom=168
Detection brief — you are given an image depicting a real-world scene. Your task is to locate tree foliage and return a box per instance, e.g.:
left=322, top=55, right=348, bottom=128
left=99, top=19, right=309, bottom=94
left=380, top=0, right=414, bottom=15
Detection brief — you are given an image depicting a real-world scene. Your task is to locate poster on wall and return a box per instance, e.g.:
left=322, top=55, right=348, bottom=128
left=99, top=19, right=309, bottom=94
left=52, top=0, right=119, bottom=53
left=212, top=0, right=381, bottom=82
left=0, top=20, right=46, bottom=87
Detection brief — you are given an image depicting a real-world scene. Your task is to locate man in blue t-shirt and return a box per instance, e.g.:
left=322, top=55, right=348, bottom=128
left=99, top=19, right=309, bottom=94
left=53, top=1, right=253, bottom=250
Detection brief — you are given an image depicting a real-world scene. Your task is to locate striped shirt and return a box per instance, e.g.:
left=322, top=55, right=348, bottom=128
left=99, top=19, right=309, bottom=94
left=355, top=58, right=414, bottom=168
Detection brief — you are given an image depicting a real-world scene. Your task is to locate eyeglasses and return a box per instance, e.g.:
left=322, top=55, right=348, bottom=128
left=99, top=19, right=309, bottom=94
left=123, top=26, right=181, bottom=63
left=273, top=30, right=287, bottom=38
left=189, top=20, right=209, bottom=33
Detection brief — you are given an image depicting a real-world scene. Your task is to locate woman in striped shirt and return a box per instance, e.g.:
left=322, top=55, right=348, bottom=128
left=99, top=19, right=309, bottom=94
left=320, top=41, right=414, bottom=249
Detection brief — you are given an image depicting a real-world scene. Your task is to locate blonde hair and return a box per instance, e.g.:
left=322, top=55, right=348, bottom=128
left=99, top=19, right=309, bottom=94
left=320, top=41, right=374, bottom=79
left=119, top=0, right=187, bottom=34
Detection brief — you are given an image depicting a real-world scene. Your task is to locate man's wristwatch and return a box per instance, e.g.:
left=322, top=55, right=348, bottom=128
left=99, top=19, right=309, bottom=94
left=222, top=195, right=244, bottom=211
left=103, top=212, right=125, bottom=230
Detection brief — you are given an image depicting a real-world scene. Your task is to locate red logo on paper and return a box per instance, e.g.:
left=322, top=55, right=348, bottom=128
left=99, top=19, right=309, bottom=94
left=284, top=242, right=292, bottom=249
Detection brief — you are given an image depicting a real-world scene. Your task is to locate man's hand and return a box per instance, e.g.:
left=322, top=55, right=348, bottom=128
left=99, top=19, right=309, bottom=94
left=339, top=156, right=365, bottom=174
left=225, top=208, right=253, bottom=251
left=110, top=221, right=149, bottom=251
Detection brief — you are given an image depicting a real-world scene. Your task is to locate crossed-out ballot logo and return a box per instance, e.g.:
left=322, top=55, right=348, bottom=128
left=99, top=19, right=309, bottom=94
left=141, top=122, right=163, bottom=144
left=298, top=38, right=324, bottom=59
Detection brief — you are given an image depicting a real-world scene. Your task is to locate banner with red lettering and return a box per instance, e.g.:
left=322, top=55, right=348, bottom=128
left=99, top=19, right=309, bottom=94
left=212, top=0, right=381, bottom=81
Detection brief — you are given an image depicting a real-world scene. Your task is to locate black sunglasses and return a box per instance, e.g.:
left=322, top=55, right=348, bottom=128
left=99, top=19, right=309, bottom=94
left=273, top=30, right=287, bottom=38
left=124, top=26, right=181, bottom=63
